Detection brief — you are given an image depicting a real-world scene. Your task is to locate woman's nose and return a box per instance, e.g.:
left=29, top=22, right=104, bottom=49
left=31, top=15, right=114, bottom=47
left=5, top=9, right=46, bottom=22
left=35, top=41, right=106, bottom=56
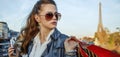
left=52, top=15, right=57, bottom=20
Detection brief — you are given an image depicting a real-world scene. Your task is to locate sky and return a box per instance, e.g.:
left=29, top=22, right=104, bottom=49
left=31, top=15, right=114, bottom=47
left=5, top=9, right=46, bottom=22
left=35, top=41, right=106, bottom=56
left=0, top=0, right=120, bottom=38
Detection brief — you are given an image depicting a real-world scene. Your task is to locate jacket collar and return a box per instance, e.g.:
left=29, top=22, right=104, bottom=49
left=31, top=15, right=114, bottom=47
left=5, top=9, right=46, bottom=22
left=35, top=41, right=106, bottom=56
left=50, top=28, right=61, bottom=40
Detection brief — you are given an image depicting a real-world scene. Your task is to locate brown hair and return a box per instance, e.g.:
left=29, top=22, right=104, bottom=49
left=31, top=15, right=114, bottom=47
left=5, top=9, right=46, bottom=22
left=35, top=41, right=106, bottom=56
left=20, top=0, right=57, bottom=54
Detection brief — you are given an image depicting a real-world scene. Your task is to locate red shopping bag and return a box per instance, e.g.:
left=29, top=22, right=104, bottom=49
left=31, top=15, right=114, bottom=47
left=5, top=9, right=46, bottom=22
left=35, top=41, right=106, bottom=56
left=87, top=45, right=120, bottom=57
left=70, top=37, right=120, bottom=57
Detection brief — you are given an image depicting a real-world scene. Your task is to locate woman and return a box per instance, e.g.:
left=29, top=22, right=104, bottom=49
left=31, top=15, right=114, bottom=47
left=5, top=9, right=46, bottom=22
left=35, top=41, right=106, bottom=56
left=8, top=0, right=77, bottom=57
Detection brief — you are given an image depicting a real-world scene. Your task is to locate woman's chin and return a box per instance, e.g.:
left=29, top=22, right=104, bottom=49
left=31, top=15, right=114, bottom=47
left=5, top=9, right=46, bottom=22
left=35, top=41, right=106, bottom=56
left=49, top=26, right=56, bottom=29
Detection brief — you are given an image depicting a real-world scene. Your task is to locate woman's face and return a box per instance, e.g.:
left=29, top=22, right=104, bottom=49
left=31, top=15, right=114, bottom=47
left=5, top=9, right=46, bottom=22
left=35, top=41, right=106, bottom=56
left=35, top=4, right=59, bottom=30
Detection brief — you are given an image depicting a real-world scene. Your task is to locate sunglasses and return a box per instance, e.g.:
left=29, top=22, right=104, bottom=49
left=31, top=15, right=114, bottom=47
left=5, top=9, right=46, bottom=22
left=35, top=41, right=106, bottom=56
left=40, top=12, right=61, bottom=21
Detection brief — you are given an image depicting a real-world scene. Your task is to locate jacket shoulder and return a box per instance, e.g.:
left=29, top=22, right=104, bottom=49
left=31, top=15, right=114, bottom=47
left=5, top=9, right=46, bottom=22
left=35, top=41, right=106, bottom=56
left=55, top=33, right=69, bottom=48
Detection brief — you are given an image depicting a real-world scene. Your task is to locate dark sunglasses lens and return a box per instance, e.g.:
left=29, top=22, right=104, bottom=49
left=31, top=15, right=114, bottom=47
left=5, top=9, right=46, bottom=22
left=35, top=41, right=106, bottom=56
left=45, top=13, right=53, bottom=20
left=45, top=12, right=61, bottom=20
left=55, top=14, right=58, bottom=20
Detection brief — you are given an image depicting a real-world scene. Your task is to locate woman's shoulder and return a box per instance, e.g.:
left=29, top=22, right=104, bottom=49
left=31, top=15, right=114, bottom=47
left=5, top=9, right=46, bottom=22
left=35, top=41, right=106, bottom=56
left=59, top=33, right=69, bottom=40
left=52, top=28, right=69, bottom=48
left=53, top=34, right=68, bottom=48
left=51, top=28, right=69, bottom=40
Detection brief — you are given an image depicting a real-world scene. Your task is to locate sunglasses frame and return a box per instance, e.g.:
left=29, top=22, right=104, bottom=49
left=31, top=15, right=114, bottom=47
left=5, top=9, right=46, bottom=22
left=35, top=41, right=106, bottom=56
left=39, top=12, right=61, bottom=21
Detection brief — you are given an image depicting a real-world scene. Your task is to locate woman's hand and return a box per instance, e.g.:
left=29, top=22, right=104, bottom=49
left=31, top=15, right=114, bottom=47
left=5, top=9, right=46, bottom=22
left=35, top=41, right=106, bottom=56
left=64, top=36, right=78, bottom=52
left=8, top=46, right=16, bottom=57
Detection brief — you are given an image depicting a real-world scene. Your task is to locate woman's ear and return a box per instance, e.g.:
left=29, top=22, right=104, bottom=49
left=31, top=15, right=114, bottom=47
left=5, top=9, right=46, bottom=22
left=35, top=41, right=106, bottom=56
left=35, top=14, right=41, bottom=23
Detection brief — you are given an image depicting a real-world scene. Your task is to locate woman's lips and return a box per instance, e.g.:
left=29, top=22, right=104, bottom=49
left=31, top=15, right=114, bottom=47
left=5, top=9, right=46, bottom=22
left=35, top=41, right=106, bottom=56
left=51, top=22, right=57, bottom=25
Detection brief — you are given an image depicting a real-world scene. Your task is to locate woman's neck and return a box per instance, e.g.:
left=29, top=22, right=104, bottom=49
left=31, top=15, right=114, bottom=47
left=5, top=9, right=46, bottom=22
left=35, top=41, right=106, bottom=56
left=39, top=27, right=52, bottom=44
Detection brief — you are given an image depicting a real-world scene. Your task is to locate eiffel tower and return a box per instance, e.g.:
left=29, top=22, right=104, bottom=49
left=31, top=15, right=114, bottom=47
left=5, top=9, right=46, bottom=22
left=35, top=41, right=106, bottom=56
left=94, top=2, right=109, bottom=47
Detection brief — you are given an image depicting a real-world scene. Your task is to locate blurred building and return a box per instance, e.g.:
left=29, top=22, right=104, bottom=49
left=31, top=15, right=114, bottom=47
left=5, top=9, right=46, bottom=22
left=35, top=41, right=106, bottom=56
left=81, top=36, right=94, bottom=44
left=0, top=22, right=9, bottom=39
left=0, top=21, right=19, bottom=57
left=8, top=30, right=19, bottom=39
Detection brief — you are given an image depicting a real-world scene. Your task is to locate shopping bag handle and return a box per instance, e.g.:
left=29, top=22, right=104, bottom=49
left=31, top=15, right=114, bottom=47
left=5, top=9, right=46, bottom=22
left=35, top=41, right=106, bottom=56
left=69, top=37, right=88, bottom=57
left=69, top=37, right=120, bottom=57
